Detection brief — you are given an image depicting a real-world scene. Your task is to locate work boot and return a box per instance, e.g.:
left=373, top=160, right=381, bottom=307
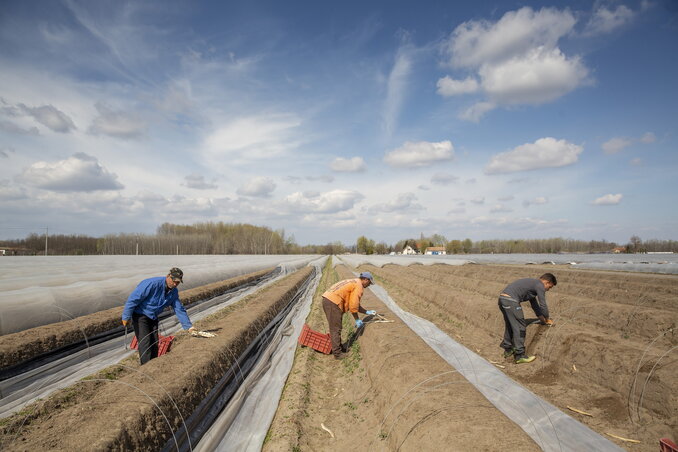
left=333, top=353, right=345, bottom=360
left=502, top=348, right=515, bottom=358
left=515, top=355, right=536, bottom=364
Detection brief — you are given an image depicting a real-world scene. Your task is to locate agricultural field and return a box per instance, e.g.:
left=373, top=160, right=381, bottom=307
left=1, top=257, right=676, bottom=451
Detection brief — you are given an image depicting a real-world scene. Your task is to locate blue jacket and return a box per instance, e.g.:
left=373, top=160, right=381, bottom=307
left=122, top=276, right=192, bottom=329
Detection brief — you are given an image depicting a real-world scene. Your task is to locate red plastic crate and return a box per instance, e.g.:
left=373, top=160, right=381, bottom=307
left=661, top=438, right=678, bottom=452
left=298, top=323, right=331, bottom=354
left=129, top=334, right=175, bottom=356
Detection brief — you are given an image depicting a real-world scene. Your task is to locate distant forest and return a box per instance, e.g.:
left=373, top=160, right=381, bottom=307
left=1, top=222, right=676, bottom=255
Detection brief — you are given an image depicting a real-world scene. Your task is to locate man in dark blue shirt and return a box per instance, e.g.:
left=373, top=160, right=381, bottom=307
left=498, top=273, right=557, bottom=364
left=122, top=267, right=210, bottom=364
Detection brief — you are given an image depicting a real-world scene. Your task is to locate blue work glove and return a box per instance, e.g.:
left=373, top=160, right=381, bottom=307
left=366, top=310, right=376, bottom=315
left=355, top=319, right=364, bottom=328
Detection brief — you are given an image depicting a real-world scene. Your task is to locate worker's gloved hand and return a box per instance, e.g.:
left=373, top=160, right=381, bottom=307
left=542, top=319, right=554, bottom=326
left=189, top=327, right=216, bottom=338
left=122, top=319, right=129, bottom=327
left=355, top=319, right=364, bottom=329
left=366, top=310, right=377, bottom=315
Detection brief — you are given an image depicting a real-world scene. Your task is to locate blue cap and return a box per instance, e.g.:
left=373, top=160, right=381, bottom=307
left=359, top=271, right=374, bottom=283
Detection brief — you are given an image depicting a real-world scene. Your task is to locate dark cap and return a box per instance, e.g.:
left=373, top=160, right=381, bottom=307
left=169, top=267, right=183, bottom=282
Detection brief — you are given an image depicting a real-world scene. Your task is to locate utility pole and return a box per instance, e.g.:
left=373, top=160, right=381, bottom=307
left=44, top=227, right=48, bottom=256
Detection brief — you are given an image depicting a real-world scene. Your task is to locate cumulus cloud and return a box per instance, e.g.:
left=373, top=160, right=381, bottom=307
left=439, top=7, right=589, bottom=121
left=236, top=176, right=276, bottom=198
left=523, top=196, right=548, bottom=207
left=583, top=5, right=635, bottom=36
left=459, top=101, right=497, bottom=122
left=384, top=140, right=454, bottom=168
left=0, top=180, right=28, bottom=201
left=485, top=137, right=583, bottom=174
left=436, top=76, right=479, bottom=96
left=2, top=99, right=76, bottom=133
left=592, top=193, right=623, bottom=205
left=430, top=172, right=459, bottom=185
left=602, top=137, right=632, bottom=154
left=19, top=153, right=124, bottom=192
left=490, top=203, right=513, bottom=213
left=281, top=189, right=364, bottom=214
left=89, top=103, right=148, bottom=139
left=369, top=192, right=424, bottom=213
left=183, top=173, right=217, bottom=190
left=330, top=156, right=367, bottom=173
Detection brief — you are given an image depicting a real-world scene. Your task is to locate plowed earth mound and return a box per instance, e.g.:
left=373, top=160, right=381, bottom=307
left=354, top=263, right=676, bottom=451
left=264, top=264, right=540, bottom=451
left=0, top=267, right=312, bottom=451
left=0, top=268, right=275, bottom=370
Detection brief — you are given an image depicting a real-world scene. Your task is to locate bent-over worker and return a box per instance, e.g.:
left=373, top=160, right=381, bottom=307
left=498, top=273, right=557, bottom=364
left=322, top=271, right=377, bottom=360
left=122, top=267, right=214, bottom=365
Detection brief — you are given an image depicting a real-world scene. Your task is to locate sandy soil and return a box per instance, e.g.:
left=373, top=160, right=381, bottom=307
left=264, top=264, right=540, bottom=451
left=0, top=268, right=274, bottom=370
left=0, top=267, right=312, bottom=451
left=350, top=263, right=676, bottom=451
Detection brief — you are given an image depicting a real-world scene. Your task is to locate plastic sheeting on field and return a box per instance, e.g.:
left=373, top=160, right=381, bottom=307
left=0, top=255, right=320, bottom=335
left=192, top=256, right=326, bottom=452
left=364, top=280, right=624, bottom=452
left=336, top=252, right=678, bottom=274
left=0, top=258, right=317, bottom=419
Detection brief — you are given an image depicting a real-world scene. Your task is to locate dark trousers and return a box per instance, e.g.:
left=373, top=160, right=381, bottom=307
left=498, top=296, right=527, bottom=356
left=322, top=297, right=343, bottom=356
left=132, top=313, right=159, bottom=365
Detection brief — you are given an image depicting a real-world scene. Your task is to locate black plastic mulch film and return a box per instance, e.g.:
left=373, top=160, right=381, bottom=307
left=160, top=267, right=317, bottom=452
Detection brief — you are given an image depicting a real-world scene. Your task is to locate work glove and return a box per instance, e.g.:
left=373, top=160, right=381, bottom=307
left=542, top=319, right=554, bottom=327
left=366, top=310, right=377, bottom=315
left=189, top=327, right=217, bottom=338
left=122, top=319, right=129, bottom=327
left=355, top=319, right=364, bottom=329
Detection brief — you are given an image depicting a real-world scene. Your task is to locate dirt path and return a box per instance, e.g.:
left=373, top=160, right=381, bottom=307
left=354, top=263, right=677, bottom=451
left=264, top=263, right=540, bottom=451
left=0, top=267, right=312, bottom=451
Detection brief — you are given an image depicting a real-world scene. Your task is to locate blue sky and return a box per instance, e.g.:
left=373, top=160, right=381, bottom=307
left=0, top=0, right=676, bottom=246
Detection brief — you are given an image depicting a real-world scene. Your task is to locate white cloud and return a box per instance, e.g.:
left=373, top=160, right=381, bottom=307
left=459, top=101, right=496, bottom=122
left=383, top=45, right=414, bottom=135
left=0, top=180, right=28, bottom=201
left=630, top=158, right=642, bottom=166
left=183, top=173, right=217, bottom=190
left=430, top=172, right=459, bottom=185
left=440, top=7, right=589, bottom=120
left=384, top=140, right=454, bottom=168
left=592, top=193, right=623, bottom=205
left=19, top=103, right=76, bottom=133
left=281, top=189, right=364, bottom=214
left=204, top=114, right=302, bottom=162
left=88, top=103, right=147, bottom=139
left=19, top=153, right=124, bottom=192
left=0, top=120, right=40, bottom=135
left=602, top=137, right=632, bottom=154
left=470, top=197, right=485, bottom=205
left=490, top=203, right=513, bottom=213
left=640, top=132, right=656, bottom=143
left=369, top=192, right=424, bottom=213
left=479, top=47, right=588, bottom=105
left=436, top=76, right=479, bottom=96
left=445, top=7, right=576, bottom=68
left=236, top=176, right=276, bottom=198
left=523, top=196, right=548, bottom=207
left=331, top=156, right=367, bottom=173
left=485, top=137, right=583, bottom=174
left=584, top=5, right=635, bottom=36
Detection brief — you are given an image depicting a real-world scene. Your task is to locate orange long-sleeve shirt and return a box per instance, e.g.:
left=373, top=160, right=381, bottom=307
left=322, top=278, right=364, bottom=313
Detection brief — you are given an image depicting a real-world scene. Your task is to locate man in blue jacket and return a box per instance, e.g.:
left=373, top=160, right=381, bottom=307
left=122, top=267, right=211, bottom=364
left=498, top=273, right=557, bottom=364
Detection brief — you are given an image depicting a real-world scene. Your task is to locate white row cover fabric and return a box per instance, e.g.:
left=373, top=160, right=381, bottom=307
left=0, top=255, right=320, bottom=335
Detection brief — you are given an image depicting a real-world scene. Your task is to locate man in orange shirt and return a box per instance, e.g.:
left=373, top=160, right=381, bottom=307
left=322, top=271, right=377, bottom=359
